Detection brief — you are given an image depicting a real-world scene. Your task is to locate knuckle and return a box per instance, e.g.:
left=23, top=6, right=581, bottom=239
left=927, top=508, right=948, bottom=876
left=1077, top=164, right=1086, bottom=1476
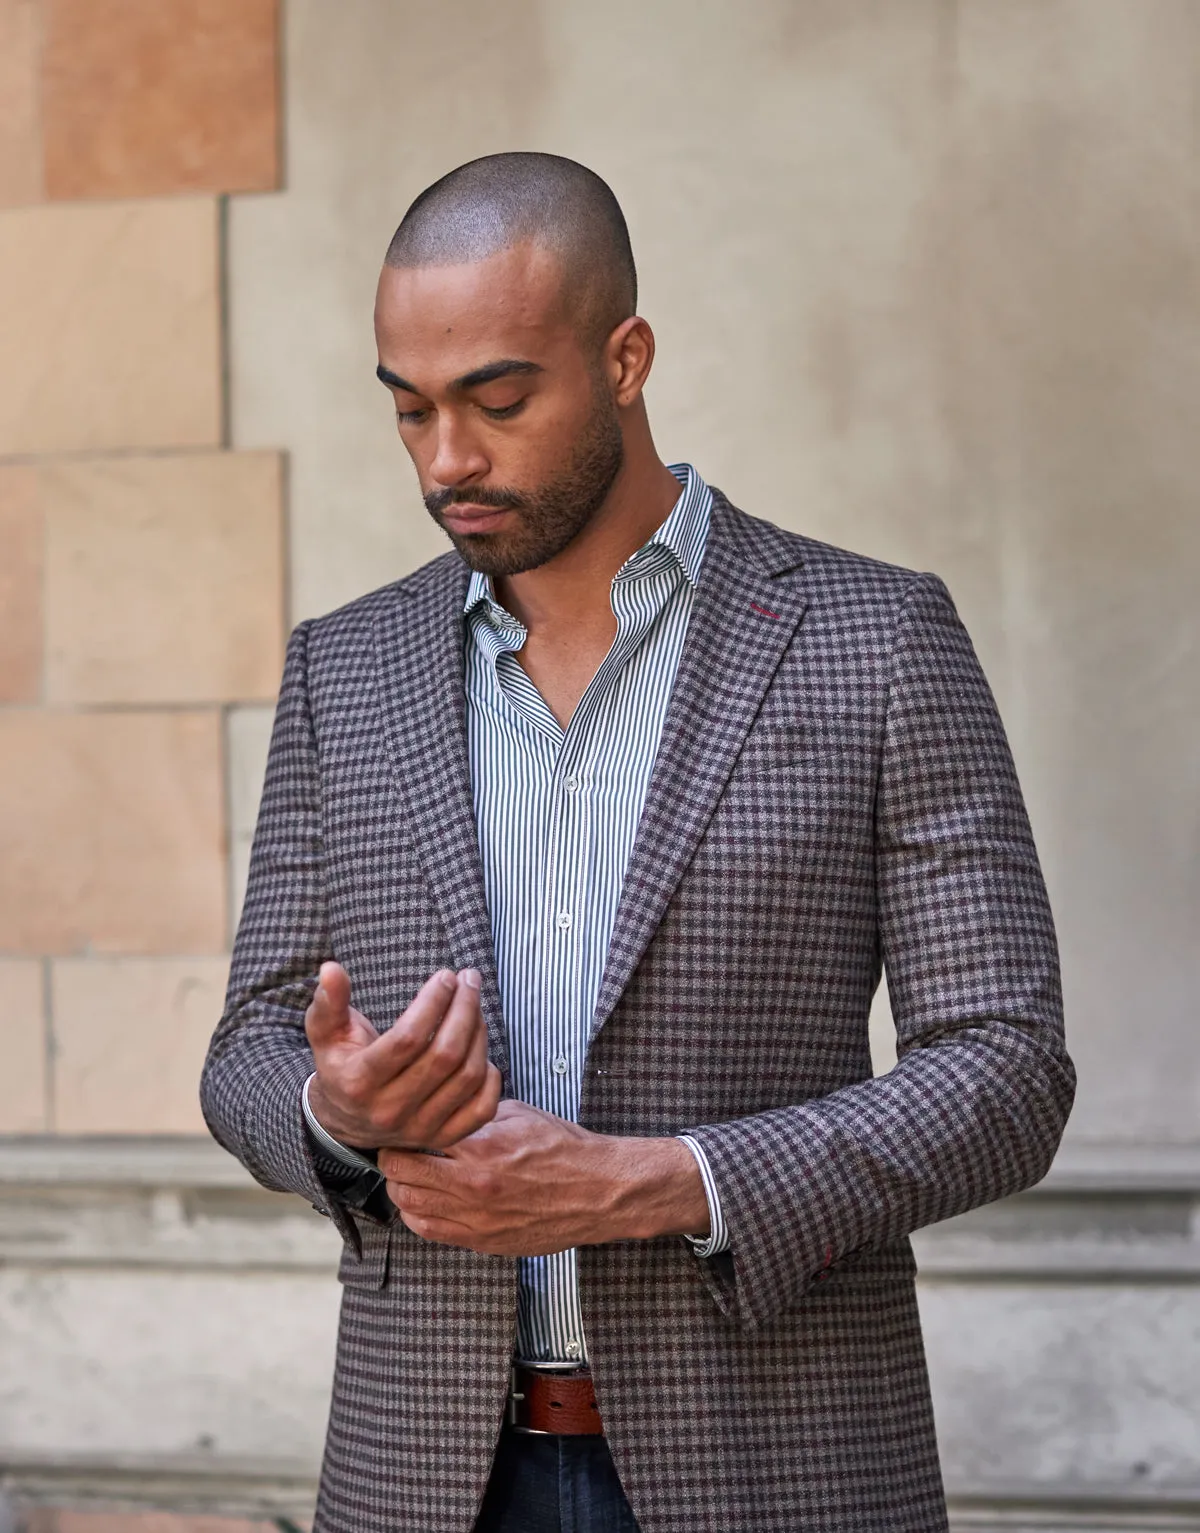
left=458, top=1059, right=487, bottom=1097
left=363, top=1103, right=393, bottom=1138
left=340, top=1061, right=369, bottom=1103
left=427, top=1037, right=464, bottom=1075
left=471, top=1165, right=500, bottom=1200
left=385, top=1023, right=421, bottom=1065
left=393, top=1012, right=425, bottom=1045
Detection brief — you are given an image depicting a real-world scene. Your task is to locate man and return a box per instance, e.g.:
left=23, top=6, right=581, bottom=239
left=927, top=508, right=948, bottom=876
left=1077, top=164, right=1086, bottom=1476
left=201, top=153, right=1074, bottom=1533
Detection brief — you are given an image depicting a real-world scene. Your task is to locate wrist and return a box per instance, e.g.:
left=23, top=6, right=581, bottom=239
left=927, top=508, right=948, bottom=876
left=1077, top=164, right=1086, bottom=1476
left=306, top=1074, right=376, bottom=1152
left=594, top=1134, right=710, bottom=1243
left=306, top=1074, right=342, bottom=1137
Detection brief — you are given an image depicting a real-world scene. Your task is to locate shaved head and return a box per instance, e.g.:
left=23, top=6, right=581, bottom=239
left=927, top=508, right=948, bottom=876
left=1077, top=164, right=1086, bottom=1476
left=384, top=152, right=637, bottom=348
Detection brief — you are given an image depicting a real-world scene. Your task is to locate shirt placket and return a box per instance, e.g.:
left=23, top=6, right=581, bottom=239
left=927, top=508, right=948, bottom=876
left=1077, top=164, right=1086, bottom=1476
left=473, top=555, right=683, bottom=1365
left=543, top=716, right=595, bottom=1125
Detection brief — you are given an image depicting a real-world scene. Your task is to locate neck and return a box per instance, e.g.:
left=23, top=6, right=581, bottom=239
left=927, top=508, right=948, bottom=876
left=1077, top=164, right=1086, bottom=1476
left=495, top=420, right=682, bottom=635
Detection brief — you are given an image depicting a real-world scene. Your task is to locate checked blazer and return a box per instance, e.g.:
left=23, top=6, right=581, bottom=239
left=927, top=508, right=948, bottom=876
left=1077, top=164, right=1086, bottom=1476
left=201, top=491, right=1075, bottom=1533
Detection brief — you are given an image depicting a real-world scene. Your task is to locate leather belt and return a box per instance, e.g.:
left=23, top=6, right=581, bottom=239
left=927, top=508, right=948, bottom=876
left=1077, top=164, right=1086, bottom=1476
left=508, top=1362, right=603, bottom=1436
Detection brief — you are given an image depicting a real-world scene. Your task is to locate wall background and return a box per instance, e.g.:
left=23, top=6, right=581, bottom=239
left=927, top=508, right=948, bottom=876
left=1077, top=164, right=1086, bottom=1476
left=1, top=2, right=1197, bottom=1530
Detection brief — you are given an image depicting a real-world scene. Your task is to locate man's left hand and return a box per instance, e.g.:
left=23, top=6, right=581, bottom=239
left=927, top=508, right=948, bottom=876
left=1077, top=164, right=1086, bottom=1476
left=377, top=1099, right=709, bottom=1256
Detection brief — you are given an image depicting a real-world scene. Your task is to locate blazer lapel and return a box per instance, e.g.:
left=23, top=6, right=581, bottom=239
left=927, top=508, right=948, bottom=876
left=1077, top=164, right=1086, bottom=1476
left=372, top=555, right=510, bottom=1081
left=590, top=494, right=808, bottom=1041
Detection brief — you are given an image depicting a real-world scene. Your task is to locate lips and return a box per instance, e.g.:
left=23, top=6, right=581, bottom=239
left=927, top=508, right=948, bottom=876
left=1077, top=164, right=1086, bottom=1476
left=441, top=505, right=515, bottom=533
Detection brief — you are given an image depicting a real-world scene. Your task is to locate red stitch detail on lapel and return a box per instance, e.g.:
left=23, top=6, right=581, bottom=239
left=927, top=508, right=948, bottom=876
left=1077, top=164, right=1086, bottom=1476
left=749, top=602, right=781, bottom=619
left=822, top=1245, right=834, bottom=1269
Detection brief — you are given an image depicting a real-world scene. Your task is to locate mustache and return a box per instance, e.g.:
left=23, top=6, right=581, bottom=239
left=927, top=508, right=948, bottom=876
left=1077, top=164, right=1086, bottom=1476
left=424, top=486, right=525, bottom=517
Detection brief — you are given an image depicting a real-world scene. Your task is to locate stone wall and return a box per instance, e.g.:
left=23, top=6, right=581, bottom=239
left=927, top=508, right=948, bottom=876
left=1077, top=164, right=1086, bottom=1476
left=0, top=0, right=281, bottom=1139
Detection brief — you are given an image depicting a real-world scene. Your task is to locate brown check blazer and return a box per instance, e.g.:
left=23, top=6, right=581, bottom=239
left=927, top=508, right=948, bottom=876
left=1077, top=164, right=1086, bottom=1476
left=201, top=491, right=1074, bottom=1533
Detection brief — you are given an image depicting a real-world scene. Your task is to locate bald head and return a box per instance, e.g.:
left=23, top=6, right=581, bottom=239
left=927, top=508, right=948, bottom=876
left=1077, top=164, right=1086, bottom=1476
left=384, top=153, right=637, bottom=349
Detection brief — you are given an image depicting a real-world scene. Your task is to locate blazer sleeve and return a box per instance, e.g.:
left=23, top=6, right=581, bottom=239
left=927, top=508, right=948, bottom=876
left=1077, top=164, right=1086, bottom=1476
left=200, top=620, right=374, bottom=1253
left=683, top=572, right=1076, bottom=1329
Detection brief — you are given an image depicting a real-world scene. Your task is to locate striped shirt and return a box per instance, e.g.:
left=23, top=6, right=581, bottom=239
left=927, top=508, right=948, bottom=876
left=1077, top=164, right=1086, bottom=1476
left=303, top=462, right=728, bottom=1364
left=465, top=462, right=727, bottom=1363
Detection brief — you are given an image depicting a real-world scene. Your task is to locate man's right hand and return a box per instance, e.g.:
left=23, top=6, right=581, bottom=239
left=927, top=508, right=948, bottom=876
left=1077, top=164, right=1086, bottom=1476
left=304, top=961, right=502, bottom=1151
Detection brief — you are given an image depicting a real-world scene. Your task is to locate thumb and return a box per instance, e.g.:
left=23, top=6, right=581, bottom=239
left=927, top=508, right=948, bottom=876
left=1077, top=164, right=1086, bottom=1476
left=306, top=961, right=353, bottom=1044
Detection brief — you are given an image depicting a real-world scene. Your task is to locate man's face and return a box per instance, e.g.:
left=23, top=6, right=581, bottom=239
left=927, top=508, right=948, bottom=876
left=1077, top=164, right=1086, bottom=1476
left=374, top=242, right=623, bottom=578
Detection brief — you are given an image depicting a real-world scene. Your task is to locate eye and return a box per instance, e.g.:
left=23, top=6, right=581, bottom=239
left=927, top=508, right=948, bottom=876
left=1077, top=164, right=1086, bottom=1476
left=396, top=408, right=430, bottom=426
left=481, top=399, right=527, bottom=421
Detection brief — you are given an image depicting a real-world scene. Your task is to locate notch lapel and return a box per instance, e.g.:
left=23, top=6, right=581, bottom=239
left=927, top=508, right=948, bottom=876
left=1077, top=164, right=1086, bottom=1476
left=372, top=555, right=509, bottom=1080
left=590, top=495, right=808, bottom=1041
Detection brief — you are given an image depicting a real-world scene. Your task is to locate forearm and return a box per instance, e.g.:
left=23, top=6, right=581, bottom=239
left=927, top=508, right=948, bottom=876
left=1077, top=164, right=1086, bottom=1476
left=687, top=1018, right=1075, bottom=1327
left=380, top=1106, right=714, bottom=1257
left=201, top=618, right=333, bottom=1202
left=585, top=1133, right=711, bottom=1244
left=201, top=1003, right=320, bottom=1194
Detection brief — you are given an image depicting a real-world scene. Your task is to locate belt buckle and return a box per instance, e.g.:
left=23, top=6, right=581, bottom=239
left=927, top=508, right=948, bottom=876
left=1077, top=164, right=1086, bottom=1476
left=508, top=1360, right=575, bottom=1436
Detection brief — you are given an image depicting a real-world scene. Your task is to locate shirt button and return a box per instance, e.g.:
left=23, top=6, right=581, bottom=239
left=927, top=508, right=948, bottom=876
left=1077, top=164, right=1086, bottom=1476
left=565, top=1339, right=582, bottom=1360
left=564, top=775, right=580, bottom=792
left=556, top=911, right=572, bottom=931
left=553, top=1055, right=569, bottom=1076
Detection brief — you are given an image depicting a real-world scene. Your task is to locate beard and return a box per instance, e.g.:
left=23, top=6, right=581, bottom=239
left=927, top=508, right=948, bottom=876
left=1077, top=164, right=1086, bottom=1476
left=423, top=393, right=624, bottom=579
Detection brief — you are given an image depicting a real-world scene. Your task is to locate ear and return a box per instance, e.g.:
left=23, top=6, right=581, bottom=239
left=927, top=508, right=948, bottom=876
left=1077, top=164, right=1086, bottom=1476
left=604, top=315, right=656, bottom=408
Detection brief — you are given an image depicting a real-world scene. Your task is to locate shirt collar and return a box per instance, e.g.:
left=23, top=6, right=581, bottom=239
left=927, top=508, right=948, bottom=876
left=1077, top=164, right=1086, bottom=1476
left=463, top=462, right=712, bottom=619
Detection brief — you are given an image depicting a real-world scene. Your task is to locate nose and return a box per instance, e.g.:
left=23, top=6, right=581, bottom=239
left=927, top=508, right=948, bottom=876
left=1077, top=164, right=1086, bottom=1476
left=428, top=412, right=489, bottom=489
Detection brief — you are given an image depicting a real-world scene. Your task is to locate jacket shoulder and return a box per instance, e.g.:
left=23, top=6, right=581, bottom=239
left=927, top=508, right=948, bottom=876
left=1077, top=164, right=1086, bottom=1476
left=712, top=490, right=933, bottom=601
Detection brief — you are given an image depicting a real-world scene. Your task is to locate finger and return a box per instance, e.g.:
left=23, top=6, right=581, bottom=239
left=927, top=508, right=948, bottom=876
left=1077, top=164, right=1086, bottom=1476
left=395, top=1210, right=477, bottom=1249
left=353, top=968, right=459, bottom=1089
left=383, top=1173, right=467, bottom=1223
left=425, top=1062, right=503, bottom=1150
left=398, top=1010, right=492, bottom=1144
left=377, top=1145, right=455, bottom=1187
left=361, top=968, right=482, bottom=1096
left=304, top=962, right=353, bottom=1047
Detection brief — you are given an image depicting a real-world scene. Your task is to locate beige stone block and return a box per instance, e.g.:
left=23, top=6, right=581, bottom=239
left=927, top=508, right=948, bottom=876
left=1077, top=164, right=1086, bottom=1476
left=226, top=703, right=275, bottom=934
left=52, top=955, right=229, bottom=1133
left=44, top=452, right=285, bottom=705
left=0, top=198, right=221, bottom=456
left=42, top=0, right=279, bottom=200
left=0, top=0, right=42, bottom=207
left=0, top=462, right=42, bottom=702
left=0, top=957, right=47, bottom=1132
left=0, top=710, right=226, bottom=956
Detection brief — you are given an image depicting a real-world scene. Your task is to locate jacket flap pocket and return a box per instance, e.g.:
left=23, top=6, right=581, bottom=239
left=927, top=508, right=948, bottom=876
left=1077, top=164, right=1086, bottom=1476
left=337, top=1223, right=391, bottom=1289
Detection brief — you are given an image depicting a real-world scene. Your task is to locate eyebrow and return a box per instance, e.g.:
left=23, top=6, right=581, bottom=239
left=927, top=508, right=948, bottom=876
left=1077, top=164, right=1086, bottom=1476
left=375, top=359, right=544, bottom=395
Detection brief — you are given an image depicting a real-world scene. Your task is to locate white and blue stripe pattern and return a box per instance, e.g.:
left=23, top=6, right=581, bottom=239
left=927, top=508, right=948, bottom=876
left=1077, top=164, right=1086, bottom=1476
left=465, top=463, right=727, bottom=1363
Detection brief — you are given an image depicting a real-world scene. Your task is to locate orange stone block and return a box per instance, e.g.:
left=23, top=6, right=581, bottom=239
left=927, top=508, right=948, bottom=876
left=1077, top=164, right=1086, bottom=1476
left=42, top=0, right=279, bottom=200
left=0, top=0, right=43, bottom=206
left=0, top=463, right=42, bottom=702
left=0, top=197, right=222, bottom=456
left=0, top=709, right=227, bottom=956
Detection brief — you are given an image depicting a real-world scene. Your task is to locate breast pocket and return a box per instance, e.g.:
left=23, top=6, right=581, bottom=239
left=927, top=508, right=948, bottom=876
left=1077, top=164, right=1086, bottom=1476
left=706, top=722, right=873, bottom=888
left=727, top=721, right=808, bottom=780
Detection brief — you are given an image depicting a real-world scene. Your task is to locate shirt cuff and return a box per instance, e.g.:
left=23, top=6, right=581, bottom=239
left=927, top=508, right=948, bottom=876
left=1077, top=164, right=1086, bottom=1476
left=302, top=1072, right=380, bottom=1174
left=676, top=1134, right=731, bottom=1257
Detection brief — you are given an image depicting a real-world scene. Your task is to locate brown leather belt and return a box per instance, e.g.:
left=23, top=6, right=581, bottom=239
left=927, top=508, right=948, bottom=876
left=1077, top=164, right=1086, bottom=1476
left=508, top=1362, right=603, bottom=1436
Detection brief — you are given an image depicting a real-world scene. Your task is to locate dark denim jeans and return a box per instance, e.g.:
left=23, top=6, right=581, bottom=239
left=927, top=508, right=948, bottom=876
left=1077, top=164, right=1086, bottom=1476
left=473, top=1425, right=642, bottom=1533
